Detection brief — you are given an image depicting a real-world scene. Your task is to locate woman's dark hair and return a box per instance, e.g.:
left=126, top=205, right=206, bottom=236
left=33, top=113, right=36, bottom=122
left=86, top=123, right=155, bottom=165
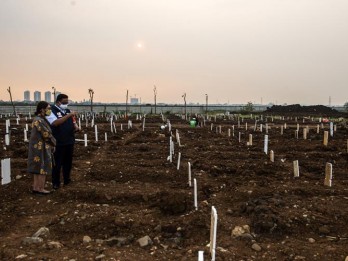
left=35, top=101, right=49, bottom=116
left=56, top=94, right=68, bottom=102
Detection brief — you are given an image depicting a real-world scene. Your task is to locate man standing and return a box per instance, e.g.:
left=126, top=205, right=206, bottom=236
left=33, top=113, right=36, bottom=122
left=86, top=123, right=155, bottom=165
left=46, top=94, right=79, bottom=189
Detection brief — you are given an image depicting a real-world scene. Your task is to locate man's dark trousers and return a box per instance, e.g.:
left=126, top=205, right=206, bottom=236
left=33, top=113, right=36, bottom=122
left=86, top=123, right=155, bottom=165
left=52, top=144, right=74, bottom=187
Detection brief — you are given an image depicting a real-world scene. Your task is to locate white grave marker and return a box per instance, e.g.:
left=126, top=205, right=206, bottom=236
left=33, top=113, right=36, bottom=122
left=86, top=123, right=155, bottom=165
left=210, top=206, right=218, bottom=261
left=293, top=160, right=299, bottom=177
left=188, top=162, right=192, bottom=187
left=24, top=129, right=28, bottom=142
left=248, top=134, right=253, bottom=146
left=194, top=178, right=198, bottom=210
left=198, top=251, right=204, bottom=261
left=1, top=158, right=11, bottom=185
left=329, top=122, right=333, bottom=137
left=323, top=131, right=329, bottom=146
left=177, top=152, right=181, bottom=170
left=95, top=125, right=98, bottom=141
left=5, top=134, right=10, bottom=146
left=324, top=163, right=332, bottom=187
left=270, top=150, right=274, bottom=162
left=303, top=128, right=307, bottom=140
left=264, top=135, right=269, bottom=154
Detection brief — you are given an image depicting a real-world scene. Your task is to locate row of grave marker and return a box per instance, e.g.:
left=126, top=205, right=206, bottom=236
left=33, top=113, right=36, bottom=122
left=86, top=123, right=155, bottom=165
left=167, top=129, right=217, bottom=261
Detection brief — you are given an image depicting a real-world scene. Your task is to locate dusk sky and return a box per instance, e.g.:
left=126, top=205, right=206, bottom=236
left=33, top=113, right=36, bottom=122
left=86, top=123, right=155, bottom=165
left=0, top=0, right=347, bottom=105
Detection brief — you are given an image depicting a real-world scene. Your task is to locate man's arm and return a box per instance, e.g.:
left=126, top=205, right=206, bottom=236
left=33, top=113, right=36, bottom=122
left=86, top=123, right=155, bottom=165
left=52, top=113, right=76, bottom=127
left=46, top=111, right=76, bottom=127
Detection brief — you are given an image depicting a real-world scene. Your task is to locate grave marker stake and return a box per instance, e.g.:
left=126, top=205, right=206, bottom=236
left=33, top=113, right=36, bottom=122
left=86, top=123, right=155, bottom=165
left=324, top=163, right=332, bottom=187
left=177, top=152, right=181, bottom=170
left=270, top=150, right=274, bottom=162
left=264, top=135, right=268, bottom=154
left=1, top=158, right=11, bottom=185
left=194, top=178, right=198, bottom=210
left=323, top=131, right=329, bottom=146
left=210, top=206, right=218, bottom=261
left=293, top=160, right=299, bottom=177
left=188, top=162, right=192, bottom=187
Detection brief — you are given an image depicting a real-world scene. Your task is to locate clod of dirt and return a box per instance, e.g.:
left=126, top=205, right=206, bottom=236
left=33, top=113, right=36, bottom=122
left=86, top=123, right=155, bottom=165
left=155, top=192, right=188, bottom=215
left=240, top=196, right=286, bottom=234
left=318, top=225, right=330, bottom=235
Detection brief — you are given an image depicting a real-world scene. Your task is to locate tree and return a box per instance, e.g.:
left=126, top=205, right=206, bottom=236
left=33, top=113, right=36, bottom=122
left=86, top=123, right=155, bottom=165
left=344, top=102, right=348, bottom=112
left=7, top=86, right=16, bottom=116
left=182, top=93, right=187, bottom=119
left=244, top=101, right=254, bottom=112
left=88, top=89, right=94, bottom=113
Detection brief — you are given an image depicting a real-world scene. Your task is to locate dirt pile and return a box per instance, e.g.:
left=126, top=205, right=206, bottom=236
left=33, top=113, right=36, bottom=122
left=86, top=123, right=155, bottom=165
left=266, top=104, right=340, bottom=116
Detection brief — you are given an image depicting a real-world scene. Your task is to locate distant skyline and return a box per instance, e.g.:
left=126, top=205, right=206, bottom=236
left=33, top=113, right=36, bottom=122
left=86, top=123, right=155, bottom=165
left=1, top=0, right=347, bottom=105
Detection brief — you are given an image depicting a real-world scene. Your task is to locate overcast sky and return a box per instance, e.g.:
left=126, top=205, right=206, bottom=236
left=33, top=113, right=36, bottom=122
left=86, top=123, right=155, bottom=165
left=0, top=0, right=347, bottom=105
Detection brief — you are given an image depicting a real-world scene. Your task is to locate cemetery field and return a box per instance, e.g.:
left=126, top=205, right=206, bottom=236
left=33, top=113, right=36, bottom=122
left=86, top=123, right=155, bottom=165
left=0, top=114, right=348, bottom=260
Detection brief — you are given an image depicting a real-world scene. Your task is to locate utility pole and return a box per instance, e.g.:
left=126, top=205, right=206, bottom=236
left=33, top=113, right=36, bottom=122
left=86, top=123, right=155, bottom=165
left=125, top=89, right=129, bottom=119
left=154, top=85, right=157, bottom=114
left=205, top=94, right=208, bottom=115
left=52, top=86, right=56, bottom=102
left=7, top=86, right=16, bottom=116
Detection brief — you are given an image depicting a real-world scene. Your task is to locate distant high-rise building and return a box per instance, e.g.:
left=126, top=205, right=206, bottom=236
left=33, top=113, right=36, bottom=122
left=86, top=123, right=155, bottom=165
left=24, top=90, right=30, bottom=101
left=34, top=91, right=41, bottom=102
left=44, top=91, right=51, bottom=103
left=130, top=97, right=139, bottom=105
left=55, top=91, right=61, bottom=101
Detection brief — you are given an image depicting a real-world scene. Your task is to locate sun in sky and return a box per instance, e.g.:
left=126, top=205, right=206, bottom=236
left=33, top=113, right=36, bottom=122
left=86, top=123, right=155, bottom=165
left=136, top=42, right=144, bottom=49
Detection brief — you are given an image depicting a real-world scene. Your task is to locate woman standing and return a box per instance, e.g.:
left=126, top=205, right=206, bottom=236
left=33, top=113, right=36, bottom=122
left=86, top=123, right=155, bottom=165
left=28, top=101, right=56, bottom=194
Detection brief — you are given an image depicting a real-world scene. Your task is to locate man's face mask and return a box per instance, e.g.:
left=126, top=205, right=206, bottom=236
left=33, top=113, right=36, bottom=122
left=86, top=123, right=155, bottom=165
left=60, top=103, right=68, bottom=109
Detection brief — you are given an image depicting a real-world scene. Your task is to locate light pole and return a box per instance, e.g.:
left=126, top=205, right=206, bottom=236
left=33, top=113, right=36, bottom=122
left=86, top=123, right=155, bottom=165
left=52, top=86, right=56, bottom=102
left=182, top=93, right=187, bottom=119
left=154, top=85, right=157, bottom=114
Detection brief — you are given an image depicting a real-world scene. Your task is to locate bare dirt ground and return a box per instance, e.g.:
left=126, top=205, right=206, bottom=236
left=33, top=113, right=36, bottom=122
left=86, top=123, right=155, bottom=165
left=0, top=114, right=348, bottom=260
